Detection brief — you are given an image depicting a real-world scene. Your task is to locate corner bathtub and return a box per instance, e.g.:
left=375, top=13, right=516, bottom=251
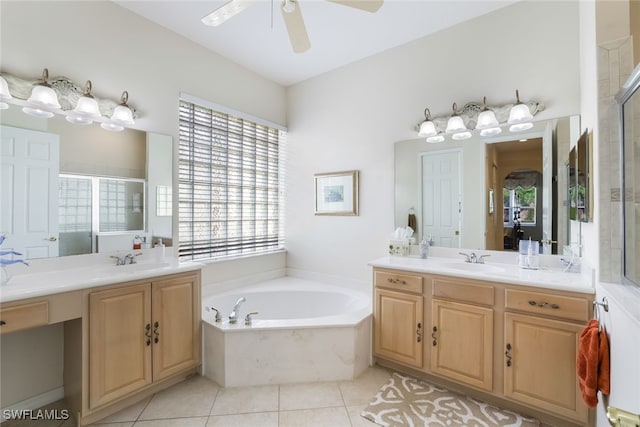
left=201, top=277, right=372, bottom=387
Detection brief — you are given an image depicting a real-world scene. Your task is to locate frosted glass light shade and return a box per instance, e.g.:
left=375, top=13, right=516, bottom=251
left=73, top=96, right=101, bottom=117
left=445, top=115, right=466, bottom=133
left=26, top=85, right=61, bottom=110
left=509, top=122, right=534, bottom=132
left=0, top=76, right=12, bottom=109
left=101, top=121, right=124, bottom=132
left=418, top=120, right=437, bottom=137
left=476, top=109, right=499, bottom=129
left=451, top=131, right=472, bottom=140
left=111, top=104, right=134, bottom=125
left=22, top=106, right=54, bottom=118
left=426, top=134, right=445, bottom=143
left=507, top=103, right=533, bottom=124
left=480, top=127, right=502, bottom=137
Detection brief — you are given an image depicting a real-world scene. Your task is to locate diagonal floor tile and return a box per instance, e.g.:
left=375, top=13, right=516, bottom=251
left=338, top=366, right=392, bottom=406
left=279, top=382, right=343, bottom=411
left=210, top=385, right=279, bottom=416
left=138, top=376, right=219, bottom=420
left=279, top=407, right=351, bottom=427
left=206, top=412, right=278, bottom=427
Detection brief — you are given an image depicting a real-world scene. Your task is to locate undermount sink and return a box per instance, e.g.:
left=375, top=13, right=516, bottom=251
left=439, top=262, right=505, bottom=274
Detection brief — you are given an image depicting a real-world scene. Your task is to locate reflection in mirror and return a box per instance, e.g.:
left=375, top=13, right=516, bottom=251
left=568, top=146, right=577, bottom=221
left=619, top=64, right=640, bottom=287
left=395, top=117, right=577, bottom=255
left=576, top=130, right=590, bottom=222
left=0, top=103, right=172, bottom=259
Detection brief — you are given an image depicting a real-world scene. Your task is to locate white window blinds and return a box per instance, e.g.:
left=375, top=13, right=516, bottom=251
left=178, top=99, right=285, bottom=260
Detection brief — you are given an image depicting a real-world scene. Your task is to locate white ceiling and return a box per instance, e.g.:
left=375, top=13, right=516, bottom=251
left=115, top=0, right=519, bottom=87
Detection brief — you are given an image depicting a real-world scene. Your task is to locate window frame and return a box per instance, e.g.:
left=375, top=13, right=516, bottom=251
left=177, top=95, right=286, bottom=261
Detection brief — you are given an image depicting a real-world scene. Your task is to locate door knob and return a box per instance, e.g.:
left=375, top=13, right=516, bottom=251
left=43, top=236, right=57, bottom=242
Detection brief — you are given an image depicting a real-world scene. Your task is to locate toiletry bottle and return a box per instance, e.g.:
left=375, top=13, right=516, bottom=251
left=419, top=238, right=429, bottom=259
left=133, top=235, right=142, bottom=250
left=154, top=238, right=165, bottom=262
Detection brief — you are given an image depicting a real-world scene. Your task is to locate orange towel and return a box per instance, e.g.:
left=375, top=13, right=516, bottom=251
left=577, top=319, right=610, bottom=408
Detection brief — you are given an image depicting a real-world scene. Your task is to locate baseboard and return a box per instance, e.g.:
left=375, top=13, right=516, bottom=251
left=0, top=387, right=64, bottom=424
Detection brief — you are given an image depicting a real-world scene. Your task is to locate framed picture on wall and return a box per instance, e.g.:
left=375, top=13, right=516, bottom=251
left=314, top=170, right=359, bottom=216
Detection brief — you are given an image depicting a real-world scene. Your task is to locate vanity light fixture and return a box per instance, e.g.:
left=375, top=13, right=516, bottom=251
left=446, top=103, right=471, bottom=140
left=66, top=80, right=101, bottom=125
left=476, top=96, right=502, bottom=137
left=0, top=75, right=12, bottom=109
left=101, top=91, right=134, bottom=132
left=23, top=68, right=61, bottom=118
left=418, top=108, right=437, bottom=137
left=507, top=89, right=534, bottom=132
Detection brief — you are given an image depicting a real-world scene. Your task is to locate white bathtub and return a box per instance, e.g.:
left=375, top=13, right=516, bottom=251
left=201, top=276, right=372, bottom=387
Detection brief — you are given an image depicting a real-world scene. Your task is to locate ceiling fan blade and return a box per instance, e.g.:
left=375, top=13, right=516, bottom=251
left=201, top=0, right=256, bottom=26
left=326, top=0, right=383, bottom=13
left=281, top=0, right=311, bottom=53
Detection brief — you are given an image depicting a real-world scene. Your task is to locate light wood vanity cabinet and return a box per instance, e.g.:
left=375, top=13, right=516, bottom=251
left=88, top=273, right=200, bottom=410
left=372, top=266, right=593, bottom=426
left=503, top=289, right=590, bottom=423
left=373, top=270, right=424, bottom=368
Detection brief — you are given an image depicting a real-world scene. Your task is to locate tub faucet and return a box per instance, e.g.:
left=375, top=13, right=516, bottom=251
left=228, top=297, right=246, bottom=324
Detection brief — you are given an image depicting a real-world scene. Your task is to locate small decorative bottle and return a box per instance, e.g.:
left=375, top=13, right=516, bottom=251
left=419, top=238, right=429, bottom=259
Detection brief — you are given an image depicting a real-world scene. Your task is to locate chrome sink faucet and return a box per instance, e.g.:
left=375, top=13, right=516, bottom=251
left=228, top=297, right=246, bottom=323
left=459, top=252, right=490, bottom=264
left=110, top=253, right=141, bottom=266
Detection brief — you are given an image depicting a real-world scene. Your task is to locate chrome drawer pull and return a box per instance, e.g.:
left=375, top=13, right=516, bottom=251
left=528, top=300, right=560, bottom=309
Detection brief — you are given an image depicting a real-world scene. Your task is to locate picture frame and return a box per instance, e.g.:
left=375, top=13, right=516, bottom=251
left=314, top=170, right=359, bottom=216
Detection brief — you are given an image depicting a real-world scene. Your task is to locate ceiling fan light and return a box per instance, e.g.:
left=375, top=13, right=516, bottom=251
left=202, top=0, right=255, bottom=26
left=509, top=122, right=534, bottom=132
left=426, top=134, right=445, bottom=143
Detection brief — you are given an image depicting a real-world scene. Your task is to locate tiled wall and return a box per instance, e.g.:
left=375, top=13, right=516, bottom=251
left=597, top=36, right=634, bottom=282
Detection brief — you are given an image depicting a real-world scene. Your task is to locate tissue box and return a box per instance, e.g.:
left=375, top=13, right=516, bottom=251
left=389, top=239, right=410, bottom=256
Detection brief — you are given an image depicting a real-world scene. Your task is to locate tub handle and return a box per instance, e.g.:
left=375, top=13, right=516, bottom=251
left=206, top=306, right=222, bottom=322
left=244, top=312, right=258, bottom=325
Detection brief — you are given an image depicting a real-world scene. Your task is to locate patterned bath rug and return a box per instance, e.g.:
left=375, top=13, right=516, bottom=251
left=361, top=372, right=540, bottom=427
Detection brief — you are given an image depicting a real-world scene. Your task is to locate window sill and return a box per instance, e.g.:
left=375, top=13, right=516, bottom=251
left=187, top=248, right=287, bottom=266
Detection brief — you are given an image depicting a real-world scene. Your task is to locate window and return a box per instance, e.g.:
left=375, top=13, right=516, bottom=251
left=178, top=98, right=285, bottom=261
left=503, top=187, right=537, bottom=226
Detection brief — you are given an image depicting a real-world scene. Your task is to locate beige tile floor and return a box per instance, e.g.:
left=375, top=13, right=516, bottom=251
left=84, top=365, right=392, bottom=427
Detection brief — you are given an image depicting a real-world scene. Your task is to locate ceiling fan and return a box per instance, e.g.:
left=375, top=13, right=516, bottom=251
left=201, top=0, right=384, bottom=53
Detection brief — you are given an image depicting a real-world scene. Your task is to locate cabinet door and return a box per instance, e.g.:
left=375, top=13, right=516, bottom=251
left=504, top=312, right=588, bottom=423
left=373, top=288, right=423, bottom=368
left=431, top=299, right=493, bottom=391
left=152, top=274, right=201, bottom=381
left=89, top=283, right=152, bottom=408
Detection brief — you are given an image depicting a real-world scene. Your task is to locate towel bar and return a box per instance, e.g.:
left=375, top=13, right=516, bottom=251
left=593, top=296, right=609, bottom=312
left=607, top=406, right=640, bottom=427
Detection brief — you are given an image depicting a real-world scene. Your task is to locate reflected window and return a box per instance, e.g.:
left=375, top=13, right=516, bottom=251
left=503, top=187, right=537, bottom=226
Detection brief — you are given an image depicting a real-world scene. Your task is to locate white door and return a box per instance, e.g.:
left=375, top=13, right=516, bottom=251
left=422, top=150, right=461, bottom=248
left=0, top=125, right=60, bottom=259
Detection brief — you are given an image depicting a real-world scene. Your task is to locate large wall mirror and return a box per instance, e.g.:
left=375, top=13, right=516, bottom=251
left=0, top=104, right=173, bottom=259
left=619, top=63, right=640, bottom=287
left=395, top=115, right=580, bottom=255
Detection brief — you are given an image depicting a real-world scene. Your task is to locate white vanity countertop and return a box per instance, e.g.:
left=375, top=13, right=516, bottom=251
left=369, top=254, right=594, bottom=294
left=0, top=254, right=204, bottom=304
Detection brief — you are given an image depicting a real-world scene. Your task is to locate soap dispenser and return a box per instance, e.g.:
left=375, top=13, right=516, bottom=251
left=154, top=238, right=165, bottom=262
left=419, top=238, right=429, bottom=259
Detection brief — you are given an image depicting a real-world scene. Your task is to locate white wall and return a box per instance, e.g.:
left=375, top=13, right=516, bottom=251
left=285, top=1, right=581, bottom=283
left=0, top=0, right=288, bottom=408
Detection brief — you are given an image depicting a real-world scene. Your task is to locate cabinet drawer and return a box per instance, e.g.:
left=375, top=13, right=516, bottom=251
left=0, top=301, right=49, bottom=334
left=375, top=271, right=423, bottom=294
left=432, top=278, right=494, bottom=306
left=505, top=289, right=590, bottom=322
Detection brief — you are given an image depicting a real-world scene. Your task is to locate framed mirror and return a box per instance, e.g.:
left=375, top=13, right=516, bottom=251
left=618, top=63, right=640, bottom=287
